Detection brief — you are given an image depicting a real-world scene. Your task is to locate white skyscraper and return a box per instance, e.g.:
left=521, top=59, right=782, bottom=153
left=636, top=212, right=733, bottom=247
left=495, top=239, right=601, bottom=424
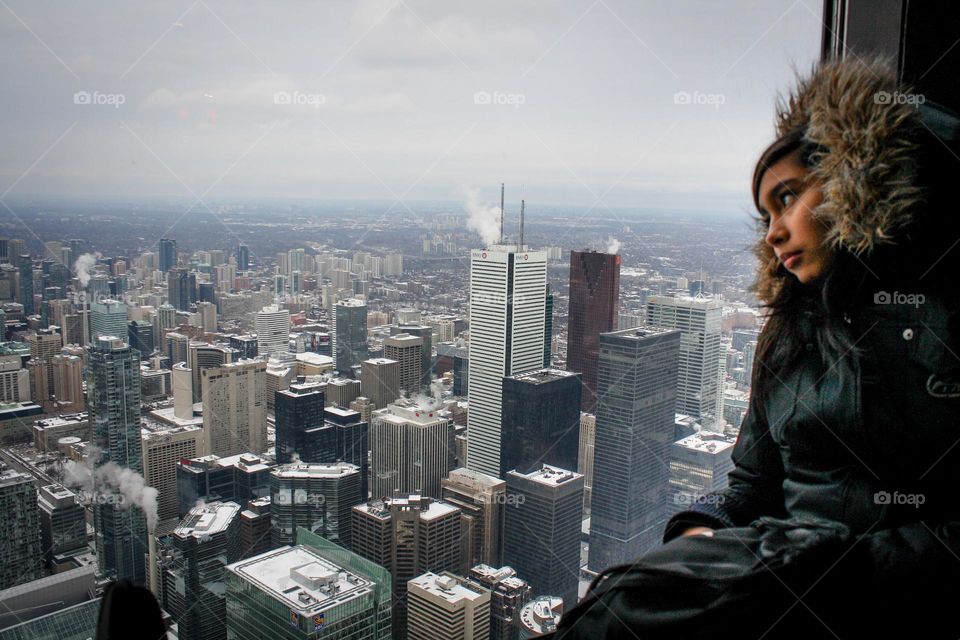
left=466, top=244, right=548, bottom=478
left=646, top=295, right=723, bottom=428
left=255, top=305, right=290, bottom=357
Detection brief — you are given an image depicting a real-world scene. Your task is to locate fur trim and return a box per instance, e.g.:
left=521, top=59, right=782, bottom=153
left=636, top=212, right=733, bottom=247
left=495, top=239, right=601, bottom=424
left=754, top=58, right=925, bottom=304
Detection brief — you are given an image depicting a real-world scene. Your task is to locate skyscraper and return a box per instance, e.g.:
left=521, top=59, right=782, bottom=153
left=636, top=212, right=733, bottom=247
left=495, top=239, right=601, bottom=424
left=467, top=565, right=532, bottom=640
left=370, top=400, right=455, bottom=500
left=275, top=377, right=326, bottom=464
left=88, top=336, right=148, bottom=584
left=502, top=464, right=583, bottom=607
left=441, top=467, right=506, bottom=569
left=270, top=461, right=361, bottom=548
left=255, top=305, right=290, bottom=358
left=566, top=250, right=620, bottom=411
left=324, top=406, right=370, bottom=500
left=543, top=284, right=554, bottom=367
left=361, top=358, right=400, bottom=410
left=407, top=572, right=491, bottom=640
left=466, top=245, right=548, bottom=478
left=167, top=268, right=192, bottom=311
left=667, top=431, right=736, bottom=517
left=0, top=469, right=42, bottom=589
left=90, top=299, right=128, bottom=341
left=588, top=327, right=680, bottom=571
left=335, top=299, right=369, bottom=375
left=351, top=495, right=463, bottom=640
left=159, top=238, right=177, bottom=272
left=646, top=295, right=723, bottom=426
left=142, top=423, right=203, bottom=532
left=18, top=254, right=34, bottom=316
left=236, top=243, right=250, bottom=271
left=226, top=544, right=390, bottom=640
left=392, top=324, right=434, bottom=388
left=383, top=333, right=423, bottom=395
left=500, top=368, right=581, bottom=477
left=201, top=360, right=267, bottom=457
left=160, top=501, right=241, bottom=640
left=37, top=484, right=87, bottom=568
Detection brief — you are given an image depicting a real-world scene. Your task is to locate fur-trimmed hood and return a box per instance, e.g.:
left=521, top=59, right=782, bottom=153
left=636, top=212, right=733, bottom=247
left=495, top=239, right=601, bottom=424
left=753, top=58, right=936, bottom=304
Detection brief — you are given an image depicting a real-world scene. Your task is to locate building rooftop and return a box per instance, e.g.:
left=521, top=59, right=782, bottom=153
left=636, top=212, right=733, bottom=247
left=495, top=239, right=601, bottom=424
left=363, top=357, right=399, bottom=366
left=511, top=464, right=583, bottom=487
left=373, top=401, right=450, bottom=426
left=673, top=431, right=736, bottom=454
left=506, top=368, right=578, bottom=384
left=295, top=352, right=334, bottom=367
left=518, top=596, right=563, bottom=635
left=227, top=545, right=374, bottom=615
left=175, top=501, right=241, bottom=538
left=272, top=462, right=359, bottom=479
left=444, top=467, right=505, bottom=491
left=409, top=572, right=487, bottom=605
left=0, top=468, right=34, bottom=488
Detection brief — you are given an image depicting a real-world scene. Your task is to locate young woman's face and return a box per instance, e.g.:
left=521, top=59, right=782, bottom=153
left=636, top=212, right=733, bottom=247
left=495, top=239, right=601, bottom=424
left=758, top=152, right=833, bottom=284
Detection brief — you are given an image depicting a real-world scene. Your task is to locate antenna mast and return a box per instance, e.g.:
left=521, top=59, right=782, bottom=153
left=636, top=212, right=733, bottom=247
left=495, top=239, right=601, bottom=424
left=499, top=183, right=505, bottom=244
left=520, top=199, right=525, bottom=249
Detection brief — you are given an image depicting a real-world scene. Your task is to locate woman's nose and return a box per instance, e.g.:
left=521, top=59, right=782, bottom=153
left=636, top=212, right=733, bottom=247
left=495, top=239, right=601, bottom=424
left=765, top=217, right=787, bottom=247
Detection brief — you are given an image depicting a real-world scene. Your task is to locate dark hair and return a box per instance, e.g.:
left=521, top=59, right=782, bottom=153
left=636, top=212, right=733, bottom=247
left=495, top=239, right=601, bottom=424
left=749, top=130, right=868, bottom=400
left=95, top=580, right=167, bottom=640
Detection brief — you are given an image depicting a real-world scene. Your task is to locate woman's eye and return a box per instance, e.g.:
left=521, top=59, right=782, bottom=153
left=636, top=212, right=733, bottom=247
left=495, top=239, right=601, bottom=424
left=779, top=192, right=796, bottom=208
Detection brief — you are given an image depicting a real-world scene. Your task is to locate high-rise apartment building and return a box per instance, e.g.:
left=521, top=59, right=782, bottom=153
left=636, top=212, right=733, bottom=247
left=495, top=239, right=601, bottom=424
left=142, top=423, right=203, bottom=532
left=502, top=465, right=583, bottom=607
left=370, top=400, right=455, bottom=500
left=88, top=336, right=148, bottom=584
left=0, top=469, right=42, bottom=589
left=407, top=572, right=491, bottom=640
left=466, top=245, right=548, bottom=478
left=566, top=250, right=620, bottom=411
left=589, top=327, right=681, bottom=571
left=500, top=368, right=581, bottom=477
left=201, top=360, right=267, bottom=457
left=646, top=295, right=723, bottom=426
left=270, top=462, right=361, bottom=548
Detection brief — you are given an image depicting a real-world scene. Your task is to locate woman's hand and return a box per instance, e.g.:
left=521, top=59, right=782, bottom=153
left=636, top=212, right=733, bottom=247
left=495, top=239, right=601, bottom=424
left=679, top=526, right=715, bottom=537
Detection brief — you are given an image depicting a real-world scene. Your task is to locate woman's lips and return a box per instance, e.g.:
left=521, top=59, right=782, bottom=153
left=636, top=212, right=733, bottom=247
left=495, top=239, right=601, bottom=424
left=781, top=252, right=801, bottom=269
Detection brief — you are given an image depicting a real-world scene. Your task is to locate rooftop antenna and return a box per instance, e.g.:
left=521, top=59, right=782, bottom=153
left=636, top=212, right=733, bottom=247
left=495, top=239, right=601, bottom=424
left=499, top=183, right=505, bottom=244
left=520, top=199, right=525, bottom=249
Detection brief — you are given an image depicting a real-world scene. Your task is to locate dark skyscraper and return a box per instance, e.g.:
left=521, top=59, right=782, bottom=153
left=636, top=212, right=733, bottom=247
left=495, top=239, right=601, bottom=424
left=88, top=336, right=148, bottom=584
left=167, top=268, right=191, bottom=311
left=275, top=378, right=327, bottom=464
left=159, top=238, right=177, bottom=272
left=335, top=299, right=369, bottom=375
left=566, top=250, right=620, bottom=411
left=236, top=243, right=250, bottom=271
left=18, top=254, right=34, bottom=315
left=500, top=368, right=581, bottom=477
left=589, top=327, right=680, bottom=571
left=543, top=285, right=554, bottom=367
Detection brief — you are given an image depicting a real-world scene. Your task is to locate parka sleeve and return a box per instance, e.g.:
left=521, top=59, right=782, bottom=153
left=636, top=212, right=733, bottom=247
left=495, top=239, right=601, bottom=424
left=662, top=398, right=788, bottom=542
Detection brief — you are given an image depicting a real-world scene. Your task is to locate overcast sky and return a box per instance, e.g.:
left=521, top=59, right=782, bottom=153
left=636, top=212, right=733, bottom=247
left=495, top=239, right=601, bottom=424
left=0, top=0, right=822, bottom=213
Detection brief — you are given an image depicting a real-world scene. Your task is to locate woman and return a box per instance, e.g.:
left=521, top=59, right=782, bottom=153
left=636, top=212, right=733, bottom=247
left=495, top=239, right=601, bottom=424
left=556, top=58, right=960, bottom=638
